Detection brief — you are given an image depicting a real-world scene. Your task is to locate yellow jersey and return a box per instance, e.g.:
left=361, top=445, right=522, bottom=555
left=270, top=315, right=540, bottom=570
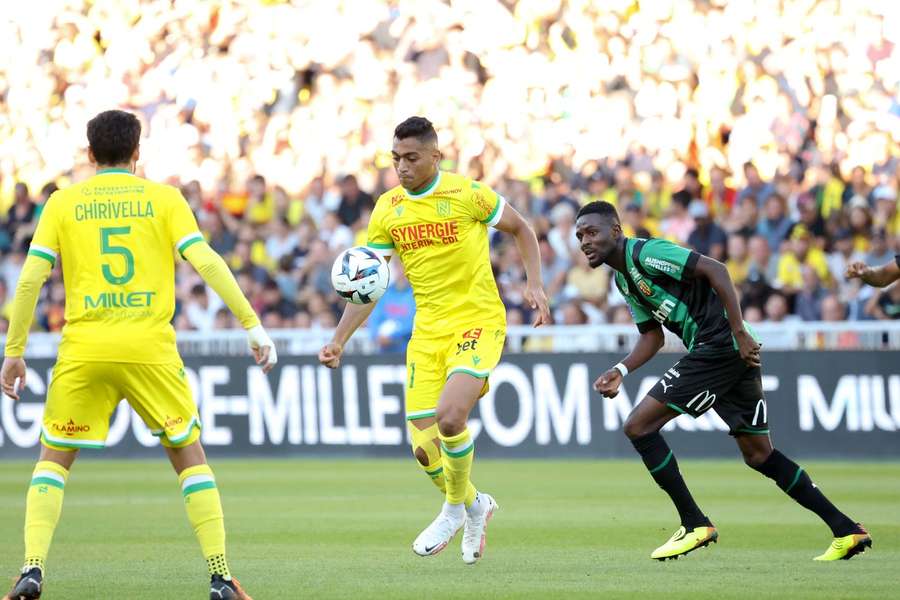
left=29, top=168, right=204, bottom=363
left=367, top=171, right=506, bottom=339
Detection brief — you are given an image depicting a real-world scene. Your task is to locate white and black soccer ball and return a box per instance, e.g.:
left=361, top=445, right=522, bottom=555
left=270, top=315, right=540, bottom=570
left=331, top=246, right=390, bottom=304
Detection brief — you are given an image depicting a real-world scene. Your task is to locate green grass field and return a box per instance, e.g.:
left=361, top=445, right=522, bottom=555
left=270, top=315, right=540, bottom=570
left=0, top=459, right=896, bottom=599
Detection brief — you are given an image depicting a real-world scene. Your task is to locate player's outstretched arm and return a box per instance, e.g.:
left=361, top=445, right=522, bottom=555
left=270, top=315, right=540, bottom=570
left=1, top=254, right=53, bottom=399
left=493, top=204, right=552, bottom=326
left=846, top=259, right=900, bottom=288
left=319, top=302, right=378, bottom=368
left=595, top=327, right=664, bottom=398
left=693, top=255, right=760, bottom=367
left=182, top=242, right=277, bottom=373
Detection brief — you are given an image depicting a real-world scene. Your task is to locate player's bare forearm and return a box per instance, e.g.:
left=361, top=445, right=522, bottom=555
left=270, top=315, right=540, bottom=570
left=850, top=261, right=900, bottom=288
left=4, top=255, right=52, bottom=358
left=694, top=255, right=745, bottom=333
left=332, top=302, right=378, bottom=346
left=622, top=327, right=665, bottom=373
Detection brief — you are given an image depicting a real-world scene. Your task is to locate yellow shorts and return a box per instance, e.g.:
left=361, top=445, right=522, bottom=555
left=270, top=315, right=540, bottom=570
left=405, top=325, right=506, bottom=421
left=41, top=360, right=200, bottom=450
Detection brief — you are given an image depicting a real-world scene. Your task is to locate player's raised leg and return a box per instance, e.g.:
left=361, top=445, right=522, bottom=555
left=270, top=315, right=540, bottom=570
left=623, top=396, right=717, bottom=561
left=408, top=418, right=446, bottom=493
left=737, top=433, right=871, bottom=561
left=412, top=373, right=484, bottom=559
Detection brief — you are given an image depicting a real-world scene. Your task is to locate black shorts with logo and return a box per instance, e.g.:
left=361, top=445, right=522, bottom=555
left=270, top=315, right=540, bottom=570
left=648, top=347, right=769, bottom=436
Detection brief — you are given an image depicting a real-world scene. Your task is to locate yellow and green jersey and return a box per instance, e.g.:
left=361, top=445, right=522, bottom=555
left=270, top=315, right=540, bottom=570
left=366, top=171, right=506, bottom=338
left=29, top=169, right=204, bottom=363
left=614, top=238, right=758, bottom=353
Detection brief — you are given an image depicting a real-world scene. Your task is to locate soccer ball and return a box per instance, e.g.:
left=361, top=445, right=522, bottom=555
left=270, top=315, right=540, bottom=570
left=331, top=246, right=390, bottom=304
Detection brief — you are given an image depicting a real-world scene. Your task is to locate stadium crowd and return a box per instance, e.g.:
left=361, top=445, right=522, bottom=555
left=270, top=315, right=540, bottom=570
left=1, top=0, right=899, bottom=349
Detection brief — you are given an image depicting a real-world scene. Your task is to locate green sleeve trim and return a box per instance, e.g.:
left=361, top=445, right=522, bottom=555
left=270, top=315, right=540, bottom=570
left=367, top=241, right=394, bottom=249
left=30, top=476, right=65, bottom=489
left=481, top=195, right=503, bottom=224
left=178, top=235, right=205, bottom=257
left=27, top=249, right=56, bottom=267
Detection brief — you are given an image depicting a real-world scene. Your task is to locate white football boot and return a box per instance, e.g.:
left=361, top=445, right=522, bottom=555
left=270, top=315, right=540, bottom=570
left=412, top=503, right=465, bottom=557
left=461, top=492, right=499, bottom=564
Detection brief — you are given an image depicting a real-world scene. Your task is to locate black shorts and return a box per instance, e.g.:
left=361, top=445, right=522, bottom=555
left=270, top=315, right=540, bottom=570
left=648, top=348, right=769, bottom=436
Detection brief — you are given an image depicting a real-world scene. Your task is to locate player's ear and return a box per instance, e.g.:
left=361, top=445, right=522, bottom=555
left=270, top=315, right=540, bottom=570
left=88, top=148, right=96, bottom=166
left=132, top=144, right=140, bottom=166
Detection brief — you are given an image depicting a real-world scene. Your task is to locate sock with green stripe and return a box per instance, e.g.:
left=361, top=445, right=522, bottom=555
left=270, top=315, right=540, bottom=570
left=752, top=450, right=857, bottom=537
left=631, top=432, right=709, bottom=529
left=439, top=428, right=478, bottom=508
left=23, top=460, right=69, bottom=573
left=179, top=464, right=231, bottom=579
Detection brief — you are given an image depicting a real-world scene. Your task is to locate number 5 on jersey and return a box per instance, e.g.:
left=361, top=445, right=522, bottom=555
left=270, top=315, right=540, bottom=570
left=100, top=226, right=134, bottom=285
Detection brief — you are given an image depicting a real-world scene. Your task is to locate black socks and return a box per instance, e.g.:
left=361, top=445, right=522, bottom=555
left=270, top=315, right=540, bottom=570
left=752, top=450, right=857, bottom=537
left=631, top=432, right=709, bottom=529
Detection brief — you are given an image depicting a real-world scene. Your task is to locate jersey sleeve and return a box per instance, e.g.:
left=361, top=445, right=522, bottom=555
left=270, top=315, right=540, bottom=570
left=366, top=201, right=394, bottom=258
left=28, top=192, right=62, bottom=267
left=638, top=238, right=699, bottom=281
left=614, top=274, right=659, bottom=333
left=468, top=182, right=506, bottom=228
left=167, top=190, right=204, bottom=258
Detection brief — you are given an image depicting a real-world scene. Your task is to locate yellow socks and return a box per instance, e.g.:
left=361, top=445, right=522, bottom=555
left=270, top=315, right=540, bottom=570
left=179, top=464, right=230, bottom=579
left=409, top=422, right=447, bottom=493
left=23, top=461, right=69, bottom=572
left=439, top=428, right=477, bottom=507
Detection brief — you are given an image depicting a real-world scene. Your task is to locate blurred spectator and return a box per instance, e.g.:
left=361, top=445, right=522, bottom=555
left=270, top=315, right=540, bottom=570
left=184, top=284, right=222, bottom=331
left=336, top=175, right=374, bottom=229
left=1, top=0, right=898, bottom=330
left=757, top=194, right=793, bottom=253
left=738, top=163, right=775, bottom=207
left=661, top=191, right=694, bottom=243
left=687, top=201, right=726, bottom=261
left=746, top=235, right=779, bottom=286
left=775, top=226, right=831, bottom=295
left=726, top=235, right=751, bottom=285
left=827, top=229, right=865, bottom=298
left=795, top=268, right=827, bottom=321
left=367, top=262, right=415, bottom=354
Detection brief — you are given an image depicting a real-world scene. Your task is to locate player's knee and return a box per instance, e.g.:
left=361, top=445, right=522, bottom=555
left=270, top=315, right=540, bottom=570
left=413, top=446, right=430, bottom=467
left=436, top=406, right=466, bottom=437
left=741, top=447, right=772, bottom=468
left=623, top=416, right=652, bottom=440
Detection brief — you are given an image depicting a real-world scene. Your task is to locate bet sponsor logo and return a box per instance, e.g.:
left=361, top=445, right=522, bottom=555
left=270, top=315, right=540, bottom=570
left=462, top=328, right=483, bottom=340
left=456, top=339, right=479, bottom=355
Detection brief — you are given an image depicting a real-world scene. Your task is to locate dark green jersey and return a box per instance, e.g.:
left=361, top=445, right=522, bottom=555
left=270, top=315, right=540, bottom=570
left=614, top=238, right=751, bottom=352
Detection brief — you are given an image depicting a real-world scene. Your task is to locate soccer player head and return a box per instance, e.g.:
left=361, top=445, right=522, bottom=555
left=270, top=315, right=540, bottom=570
left=392, top=116, right=440, bottom=192
left=86, top=109, right=141, bottom=170
left=575, top=200, right=623, bottom=268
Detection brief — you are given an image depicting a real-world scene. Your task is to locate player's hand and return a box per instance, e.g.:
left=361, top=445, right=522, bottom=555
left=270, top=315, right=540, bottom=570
left=844, top=261, right=870, bottom=281
left=247, top=325, right=278, bottom=374
left=734, top=328, right=761, bottom=368
left=524, top=283, right=552, bottom=327
left=318, top=342, right=343, bottom=369
left=1, top=357, right=27, bottom=401
left=594, top=368, right=622, bottom=398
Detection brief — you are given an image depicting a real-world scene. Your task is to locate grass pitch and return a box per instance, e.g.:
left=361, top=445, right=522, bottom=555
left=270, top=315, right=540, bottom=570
left=0, top=458, right=896, bottom=599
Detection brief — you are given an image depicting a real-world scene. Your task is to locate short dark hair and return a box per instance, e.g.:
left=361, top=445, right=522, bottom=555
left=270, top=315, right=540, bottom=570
left=87, top=110, right=141, bottom=166
left=576, top=201, right=620, bottom=223
left=394, top=116, right=438, bottom=145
